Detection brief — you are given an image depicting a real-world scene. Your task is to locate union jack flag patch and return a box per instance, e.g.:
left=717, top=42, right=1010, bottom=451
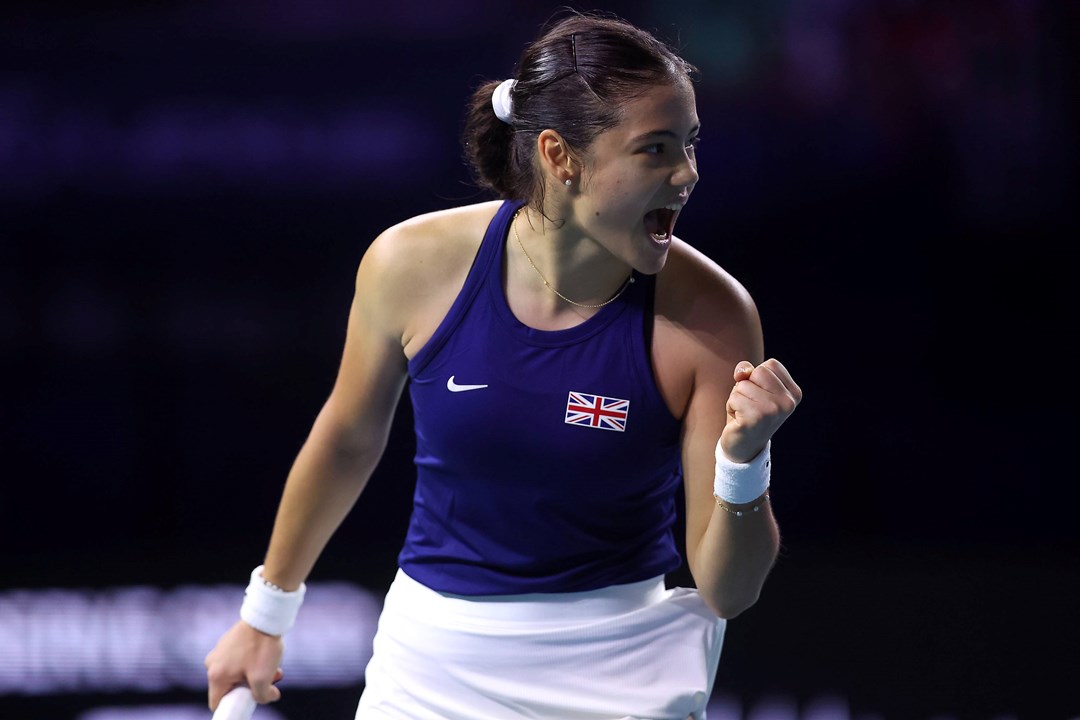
left=564, top=391, right=630, bottom=432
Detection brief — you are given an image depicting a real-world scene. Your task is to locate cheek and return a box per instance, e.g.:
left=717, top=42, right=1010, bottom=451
left=581, top=168, right=647, bottom=222
left=599, top=174, right=639, bottom=206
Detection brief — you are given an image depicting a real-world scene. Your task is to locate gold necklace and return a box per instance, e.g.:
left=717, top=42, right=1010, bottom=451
left=512, top=209, right=634, bottom=309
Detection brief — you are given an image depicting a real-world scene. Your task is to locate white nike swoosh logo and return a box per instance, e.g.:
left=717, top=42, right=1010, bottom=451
left=447, top=376, right=489, bottom=392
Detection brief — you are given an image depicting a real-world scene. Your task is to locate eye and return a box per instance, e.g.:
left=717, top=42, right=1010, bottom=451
left=642, top=143, right=665, bottom=155
left=685, top=136, right=701, bottom=151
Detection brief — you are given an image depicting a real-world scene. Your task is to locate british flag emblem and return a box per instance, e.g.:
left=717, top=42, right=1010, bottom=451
left=564, top=391, right=630, bottom=432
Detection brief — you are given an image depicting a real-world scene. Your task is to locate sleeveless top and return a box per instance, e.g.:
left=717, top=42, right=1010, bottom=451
left=398, top=199, right=683, bottom=595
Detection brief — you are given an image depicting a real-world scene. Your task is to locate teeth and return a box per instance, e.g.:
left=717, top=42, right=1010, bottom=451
left=664, top=203, right=683, bottom=211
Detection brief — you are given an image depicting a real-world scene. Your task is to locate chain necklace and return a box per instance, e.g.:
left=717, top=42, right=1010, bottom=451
left=512, top=209, right=634, bottom=309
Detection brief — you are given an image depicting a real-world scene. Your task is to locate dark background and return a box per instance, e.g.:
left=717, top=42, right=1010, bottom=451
left=3, top=1, right=1077, bottom=719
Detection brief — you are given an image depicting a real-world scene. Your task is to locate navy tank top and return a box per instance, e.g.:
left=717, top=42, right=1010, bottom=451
left=399, top=199, right=683, bottom=595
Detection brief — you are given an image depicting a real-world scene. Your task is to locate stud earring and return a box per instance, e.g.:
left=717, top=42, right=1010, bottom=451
left=565, top=178, right=572, bottom=187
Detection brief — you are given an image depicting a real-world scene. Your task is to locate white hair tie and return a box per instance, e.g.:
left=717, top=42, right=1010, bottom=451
left=492, top=78, right=516, bottom=124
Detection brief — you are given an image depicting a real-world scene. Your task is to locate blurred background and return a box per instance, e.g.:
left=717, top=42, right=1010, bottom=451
left=2, top=1, right=1076, bottom=719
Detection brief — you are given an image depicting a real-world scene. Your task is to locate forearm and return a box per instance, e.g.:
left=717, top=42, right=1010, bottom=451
left=260, top=404, right=388, bottom=590
left=689, top=503, right=780, bottom=618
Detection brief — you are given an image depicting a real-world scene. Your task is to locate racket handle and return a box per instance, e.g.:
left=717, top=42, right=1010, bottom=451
left=212, top=686, right=257, bottom=720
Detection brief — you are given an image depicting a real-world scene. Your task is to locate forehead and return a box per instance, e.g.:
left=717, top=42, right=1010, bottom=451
left=611, top=77, right=699, bottom=139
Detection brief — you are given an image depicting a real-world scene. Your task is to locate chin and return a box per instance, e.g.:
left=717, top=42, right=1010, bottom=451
left=634, top=247, right=670, bottom=276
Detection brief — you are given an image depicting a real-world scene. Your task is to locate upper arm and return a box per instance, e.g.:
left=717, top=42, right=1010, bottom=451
left=318, top=229, right=414, bottom=453
left=321, top=203, right=496, bottom=451
left=654, top=244, right=764, bottom=564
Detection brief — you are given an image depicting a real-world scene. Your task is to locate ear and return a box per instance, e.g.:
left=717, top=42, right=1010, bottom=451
left=536, top=129, right=576, bottom=186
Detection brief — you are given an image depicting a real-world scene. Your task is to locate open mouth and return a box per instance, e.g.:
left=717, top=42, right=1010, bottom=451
left=644, top=204, right=680, bottom=244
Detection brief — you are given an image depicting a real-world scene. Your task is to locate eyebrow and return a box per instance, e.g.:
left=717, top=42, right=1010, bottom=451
left=629, top=126, right=701, bottom=143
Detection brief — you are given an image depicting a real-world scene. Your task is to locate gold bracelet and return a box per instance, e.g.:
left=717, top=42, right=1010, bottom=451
left=713, top=492, right=770, bottom=517
left=261, top=575, right=286, bottom=592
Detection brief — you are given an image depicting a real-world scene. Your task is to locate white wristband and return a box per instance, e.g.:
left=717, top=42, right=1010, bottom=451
left=239, top=565, right=306, bottom=636
left=714, top=440, right=771, bottom=504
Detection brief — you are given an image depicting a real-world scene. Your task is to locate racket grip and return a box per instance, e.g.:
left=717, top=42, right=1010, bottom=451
left=212, top=686, right=257, bottom=720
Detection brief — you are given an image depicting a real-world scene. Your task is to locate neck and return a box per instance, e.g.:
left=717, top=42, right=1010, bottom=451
left=511, top=208, right=633, bottom=312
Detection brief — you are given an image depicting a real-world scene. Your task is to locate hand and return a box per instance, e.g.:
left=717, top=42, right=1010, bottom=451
left=720, top=358, right=802, bottom=463
left=204, top=620, right=285, bottom=711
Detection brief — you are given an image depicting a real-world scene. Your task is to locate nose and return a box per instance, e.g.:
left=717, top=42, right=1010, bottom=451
left=672, top=147, right=699, bottom=188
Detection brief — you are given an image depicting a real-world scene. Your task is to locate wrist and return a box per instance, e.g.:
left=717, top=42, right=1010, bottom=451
left=239, top=564, right=306, bottom=636
left=713, top=491, right=770, bottom=517
left=713, top=440, right=771, bottom=505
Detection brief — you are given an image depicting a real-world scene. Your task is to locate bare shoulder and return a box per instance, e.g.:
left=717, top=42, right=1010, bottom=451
left=658, top=239, right=761, bottom=342
left=358, top=200, right=504, bottom=355
left=363, top=200, right=503, bottom=277
left=652, top=238, right=764, bottom=416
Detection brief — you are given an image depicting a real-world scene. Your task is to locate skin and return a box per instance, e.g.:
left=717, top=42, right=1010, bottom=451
left=204, top=74, right=802, bottom=711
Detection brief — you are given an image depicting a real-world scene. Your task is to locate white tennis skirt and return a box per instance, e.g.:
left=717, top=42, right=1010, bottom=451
left=355, top=569, right=726, bottom=720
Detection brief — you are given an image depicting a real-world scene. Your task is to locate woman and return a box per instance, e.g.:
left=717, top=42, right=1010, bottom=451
left=205, top=10, right=802, bottom=720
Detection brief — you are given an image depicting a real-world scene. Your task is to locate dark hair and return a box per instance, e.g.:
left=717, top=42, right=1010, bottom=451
left=462, top=10, right=697, bottom=211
